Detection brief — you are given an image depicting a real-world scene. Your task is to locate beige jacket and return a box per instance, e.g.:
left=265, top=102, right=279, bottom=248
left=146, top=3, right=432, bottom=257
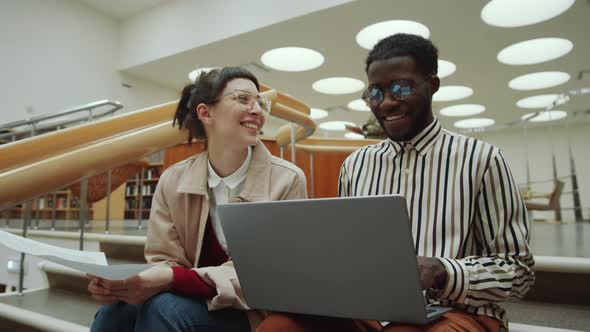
left=145, top=140, right=307, bottom=329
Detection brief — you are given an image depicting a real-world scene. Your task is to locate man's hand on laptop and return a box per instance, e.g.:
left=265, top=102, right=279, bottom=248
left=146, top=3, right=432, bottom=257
left=416, top=257, right=448, bottom=291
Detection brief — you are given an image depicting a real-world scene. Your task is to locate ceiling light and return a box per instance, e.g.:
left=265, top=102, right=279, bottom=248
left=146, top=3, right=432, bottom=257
left=522, top=110, right=567, bottom=122
left=261, top=47, right=324, bottom=72
left=319, top=121, right=356, bottom=131
left=188, top=67, right=216, bottom=82
left=310, top=108, right=328, bottom=120
left=438, top=60, right=456, bottom=78
left=481, top=0, right=575, bottom=27
left=433, top=86, right=473, bottom=102
left=439, top=104, right=485, bottom=117
left=345, top=132, right=365, bottom=139
left=454, top=118, right=495, bottom=129
left=516, top=94, right=562, bottom=109
left=356, top=20, right=430, bottom=50
left=498, top=38, right=573, bottom=65
left=312, top=77, right=365, bottom=95
left=509, top=71, right=570, bottom=91
left=347, top=99, right=371, bottom=112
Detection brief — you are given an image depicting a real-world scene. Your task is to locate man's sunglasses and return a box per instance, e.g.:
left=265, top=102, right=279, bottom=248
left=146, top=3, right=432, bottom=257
left=362, top=79, right=430, bottom=107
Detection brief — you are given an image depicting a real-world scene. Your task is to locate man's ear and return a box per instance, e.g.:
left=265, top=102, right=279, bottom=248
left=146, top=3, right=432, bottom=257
left=429, top=75, right=440, bottom=95
left=196, top=103, right=212, bottom=125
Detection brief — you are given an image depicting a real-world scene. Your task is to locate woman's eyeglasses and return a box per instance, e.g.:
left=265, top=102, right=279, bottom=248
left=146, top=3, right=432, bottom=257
left=362, top=79, right=430, bottom=107
left=217, top=89, right=272, bottom=114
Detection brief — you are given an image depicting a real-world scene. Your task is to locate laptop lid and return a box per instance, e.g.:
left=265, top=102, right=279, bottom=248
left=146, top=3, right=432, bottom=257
left=218, top=195, right=441, bottom=324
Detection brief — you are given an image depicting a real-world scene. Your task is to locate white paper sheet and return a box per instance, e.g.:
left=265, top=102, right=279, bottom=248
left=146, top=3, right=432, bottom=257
left=0, top=230, right=152, bottom=280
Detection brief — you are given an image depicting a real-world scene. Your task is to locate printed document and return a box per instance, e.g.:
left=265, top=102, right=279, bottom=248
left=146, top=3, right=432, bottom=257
left=0, top=230, right=151, bottom=280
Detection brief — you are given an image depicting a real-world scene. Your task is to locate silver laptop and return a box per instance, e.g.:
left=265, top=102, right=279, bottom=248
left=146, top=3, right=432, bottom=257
left=217, top=195, right=450, bottom=325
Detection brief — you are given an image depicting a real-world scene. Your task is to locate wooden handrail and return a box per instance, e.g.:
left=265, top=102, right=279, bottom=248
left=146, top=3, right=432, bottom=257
left=260, top=84, right=315, bottom=146
left=294, top=137, right=381, bottom=153
left=0, top=101, right=178, bottom=173
left=0, top=122, right=183, bottom=209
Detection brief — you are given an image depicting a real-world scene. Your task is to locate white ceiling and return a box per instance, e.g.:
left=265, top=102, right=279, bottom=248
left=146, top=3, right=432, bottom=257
left=76, top=0, right=168, bottom=20
left=120, top=0, right=590, bottom=137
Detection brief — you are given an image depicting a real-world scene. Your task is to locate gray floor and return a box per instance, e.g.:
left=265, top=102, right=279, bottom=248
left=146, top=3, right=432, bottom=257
left=502, top=301, right=590, bottom=331
left=2, top=218, right=148, bottom=236
left=529, top=222, right=590, bottom=258
left=4, top=218, right=590, bottom=258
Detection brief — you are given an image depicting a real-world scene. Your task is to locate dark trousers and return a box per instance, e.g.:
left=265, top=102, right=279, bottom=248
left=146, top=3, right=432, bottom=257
left=90, top=292, right=250, bottom=332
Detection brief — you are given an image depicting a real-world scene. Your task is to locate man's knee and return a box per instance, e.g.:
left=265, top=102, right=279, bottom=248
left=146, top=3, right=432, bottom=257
left=257, top=313, right=361, bottom=332
left=381, top=325, right=422, bottom=332
left=257, top=313, right=309, bottom=332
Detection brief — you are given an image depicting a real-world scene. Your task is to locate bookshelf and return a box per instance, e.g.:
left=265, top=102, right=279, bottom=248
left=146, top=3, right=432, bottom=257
left=124, top=163, right=163, bottom=220
left=3, top=190, right=92, bottom=221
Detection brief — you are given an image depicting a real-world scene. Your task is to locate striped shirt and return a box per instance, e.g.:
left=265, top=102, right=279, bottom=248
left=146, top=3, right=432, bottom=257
left=338, top=118, right=535, bottom=329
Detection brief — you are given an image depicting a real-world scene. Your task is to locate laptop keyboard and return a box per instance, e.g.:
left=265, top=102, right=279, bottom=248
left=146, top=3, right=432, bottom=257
left=426, top=308, right=436, bottom=314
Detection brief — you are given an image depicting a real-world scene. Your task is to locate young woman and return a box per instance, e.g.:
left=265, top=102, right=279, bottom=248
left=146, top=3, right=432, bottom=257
left=88, top=67, right=307, bottom=332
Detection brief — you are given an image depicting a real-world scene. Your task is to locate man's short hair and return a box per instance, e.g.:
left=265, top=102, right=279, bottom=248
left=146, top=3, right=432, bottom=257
left=365, top=33, right=439, bottom=77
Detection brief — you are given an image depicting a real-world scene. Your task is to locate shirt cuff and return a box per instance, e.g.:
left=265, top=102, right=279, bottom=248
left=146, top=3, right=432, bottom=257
left=434, top=257, right=469, bottom=303
left=171, top=266, right=217, bottom=299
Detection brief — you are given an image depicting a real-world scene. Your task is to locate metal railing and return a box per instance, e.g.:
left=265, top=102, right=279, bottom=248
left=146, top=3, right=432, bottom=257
left=0, top=100, right=123, bottom=141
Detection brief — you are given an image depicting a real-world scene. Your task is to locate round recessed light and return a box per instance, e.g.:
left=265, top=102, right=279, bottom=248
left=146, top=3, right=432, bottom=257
left=433, top=86, right=473, bottom=102
left=509, top=71, right=570, bottom=91
left=312, top=77, right=365, bottom=95
left=522, top=110, right=567, bottom=122
left=438, top=60, right=456, bottom=78
left=345, top=132, right=365, bottom=139
left=188, top=67, right=216, bottom=82
left=356, top=20, right=430, bottom=50
left=498, top=38, right=573, bottom=65
left=454, top=118, right=495, bottom=129
left=481, top=0, right=575, bottom=28
left=319, top=121, right=356, bottom=131
left=347, top=99, right=371, bottom=112
left=261, top=47, right=324, bottom=72
left=516, top=94, right=565, bottom=109
left=439, top=104, right=485, bottom=117
left=309, top=108, right=328, bottom=120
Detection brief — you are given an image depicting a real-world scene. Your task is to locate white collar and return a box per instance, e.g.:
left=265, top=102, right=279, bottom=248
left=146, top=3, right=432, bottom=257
left=207, top=147, right=252, bottom=190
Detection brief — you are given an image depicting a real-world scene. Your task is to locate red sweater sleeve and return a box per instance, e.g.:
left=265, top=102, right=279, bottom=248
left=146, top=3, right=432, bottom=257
left=170, top=216, right=228, bottom=299
left=171, top=266, right=217, bottom=299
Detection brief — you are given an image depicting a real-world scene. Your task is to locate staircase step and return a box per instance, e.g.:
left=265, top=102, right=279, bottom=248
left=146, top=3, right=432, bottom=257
left=0, top=288, right=96, bottom=331
left=509, top=322, right=584, bottom=332
left=530, top=256, right=590, bottom=306
left=100, top=241, right=145, bottom=263
left=503, top=301, right=590, bottom=331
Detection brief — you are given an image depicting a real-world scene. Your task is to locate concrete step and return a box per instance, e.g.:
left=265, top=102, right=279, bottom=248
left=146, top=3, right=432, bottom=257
left=503, top=301, right=590, bottom=331
left=509, top=322, right=584, bottom=332
left=0, top=288, right=96, bottom=332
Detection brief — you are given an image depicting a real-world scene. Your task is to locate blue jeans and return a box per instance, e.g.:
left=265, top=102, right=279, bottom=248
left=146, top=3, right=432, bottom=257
left=90, top=292, right=250, bottom=332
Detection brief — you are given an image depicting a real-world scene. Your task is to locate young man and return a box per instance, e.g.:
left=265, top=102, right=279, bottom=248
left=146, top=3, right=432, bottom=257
left=257, top=34, right=534, bottom=332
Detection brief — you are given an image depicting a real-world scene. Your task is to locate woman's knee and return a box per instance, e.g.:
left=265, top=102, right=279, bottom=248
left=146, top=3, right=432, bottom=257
left=90, top=302, right=138, bottom=332
left=138, top=292, right=211, bottom=330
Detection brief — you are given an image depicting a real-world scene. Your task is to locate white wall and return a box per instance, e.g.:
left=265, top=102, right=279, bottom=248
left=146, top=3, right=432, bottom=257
left=0, top=0, right=177, bottom=124
left=478, top=122, right=590, bottom=222
left=119, top=0, right=354, bottom=69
